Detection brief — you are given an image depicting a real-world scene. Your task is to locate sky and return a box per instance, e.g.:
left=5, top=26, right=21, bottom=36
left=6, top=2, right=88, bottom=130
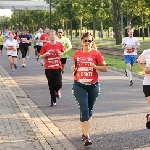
left=0, top=9, right=13, bottom=17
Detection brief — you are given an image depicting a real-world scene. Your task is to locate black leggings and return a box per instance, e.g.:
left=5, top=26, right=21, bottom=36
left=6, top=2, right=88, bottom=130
left=19, top=45, right=28, bottom=58
left=45, top=69, right=62, bottom=103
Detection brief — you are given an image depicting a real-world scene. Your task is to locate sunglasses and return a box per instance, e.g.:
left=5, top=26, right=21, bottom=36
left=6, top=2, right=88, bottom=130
left=84, top=40, right=93, bottom=43
left=58, top=32, right=63, bottom=33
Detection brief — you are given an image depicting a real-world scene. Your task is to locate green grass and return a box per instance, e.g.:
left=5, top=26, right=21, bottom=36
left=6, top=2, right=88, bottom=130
left=104, top=56, right=144, bottom=75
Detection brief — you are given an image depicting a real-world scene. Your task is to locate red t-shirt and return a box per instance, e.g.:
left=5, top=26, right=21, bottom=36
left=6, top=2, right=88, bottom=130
left=40, top=33, right=49, bottom=45
left=73, top=50, right=104, bottom=84
left=14, top=35, right=19, bottom=40
left=40, top=41, right=64, bottom=69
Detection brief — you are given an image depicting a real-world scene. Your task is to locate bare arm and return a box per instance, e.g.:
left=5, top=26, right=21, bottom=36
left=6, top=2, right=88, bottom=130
left=138, top=61, right=150, bottom=74
left=40, top=52, right=50, bottom=59
left=90, top=61, right=108, bottom=72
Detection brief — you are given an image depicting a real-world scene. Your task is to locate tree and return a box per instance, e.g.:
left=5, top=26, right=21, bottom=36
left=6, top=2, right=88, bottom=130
left=111, top=0, right=123, bottom=45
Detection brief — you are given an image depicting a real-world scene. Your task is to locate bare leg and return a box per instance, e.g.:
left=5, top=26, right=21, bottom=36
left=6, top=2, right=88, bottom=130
left=0, top=50, right=2, bottom=56
left=12, top=57, right=17, bottom=67
left=80, top=121, right=90, bottom=136
left=8, top=56, right=14, bottom=72
left=61, top=64, right=65, bottom=74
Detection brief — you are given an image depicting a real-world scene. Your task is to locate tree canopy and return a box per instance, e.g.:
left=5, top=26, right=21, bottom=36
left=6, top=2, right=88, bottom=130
left=0, top=0, right=150, bottom=44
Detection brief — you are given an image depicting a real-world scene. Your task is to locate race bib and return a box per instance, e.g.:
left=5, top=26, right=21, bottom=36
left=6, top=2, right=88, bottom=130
left=127, top=49, right=134, bottom=53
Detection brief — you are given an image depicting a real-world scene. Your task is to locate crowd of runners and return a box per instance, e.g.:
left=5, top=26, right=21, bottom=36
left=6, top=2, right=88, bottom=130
left=0, top=27, right=150, bottom=147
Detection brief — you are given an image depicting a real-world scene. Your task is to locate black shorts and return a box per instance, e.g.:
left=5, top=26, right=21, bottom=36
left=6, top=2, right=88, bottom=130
left=60, top=58, right=67, bottom=64
left=34, top=45, right=37, bottom=49
left=143, top=85, right=150, bottom=97
left=8, top=55, right=17, bottom=58
left=0, top=45, right=3, bottom=50
left=37, top=45, right=42, bottom=53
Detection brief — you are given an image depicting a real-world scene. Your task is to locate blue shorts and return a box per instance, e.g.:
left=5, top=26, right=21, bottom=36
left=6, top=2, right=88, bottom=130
left=124, top=55, right=135, bottom=66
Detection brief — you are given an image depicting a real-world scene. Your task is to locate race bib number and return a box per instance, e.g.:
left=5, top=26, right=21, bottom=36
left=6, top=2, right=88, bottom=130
left=127, top=49, right=134, bottom=53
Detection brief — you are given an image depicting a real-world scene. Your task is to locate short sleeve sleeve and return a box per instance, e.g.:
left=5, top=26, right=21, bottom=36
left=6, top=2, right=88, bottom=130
left=137, top=51, right=146, bottom=63
left=96, top=51, right=104, bottom=64
left=60, top=43, right=64, bottom=52
left=40, top=44, right=46, bottom=55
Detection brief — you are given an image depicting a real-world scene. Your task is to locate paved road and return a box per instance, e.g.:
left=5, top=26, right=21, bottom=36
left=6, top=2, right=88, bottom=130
left=0, top=49, right=150, bottom=150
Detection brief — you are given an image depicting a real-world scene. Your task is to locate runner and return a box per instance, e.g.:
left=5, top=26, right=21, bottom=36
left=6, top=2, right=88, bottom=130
left=19, top=30, right=30, bottom=67
left=137, top=49, right=150, bottom=129
left=33, top=31, right=38, bottom=58
left=0, top=30, right=5, bottom=57
left=71, top=32, right=107, bottom=146
left=4, top=31, right=18, bottom=74
left=14, top=30, right=21, bottom=59
left=34, top=28, right=43, bottom=61
left=56, top=29, right=72, bottom=74
left=122, top=28, right=140, bottom=86
left=27, top=30, right=32, bottom=58
left=39, top=28, right=50, bottom=66
left=40, top=29, right=64, bottom=107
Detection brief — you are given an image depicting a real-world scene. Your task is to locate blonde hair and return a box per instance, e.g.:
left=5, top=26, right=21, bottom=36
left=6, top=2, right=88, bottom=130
left=81, top=32, right=97, bottom=50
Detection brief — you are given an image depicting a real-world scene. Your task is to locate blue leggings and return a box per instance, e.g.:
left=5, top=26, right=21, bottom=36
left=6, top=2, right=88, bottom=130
left=72, top=81, right=100, bottom=122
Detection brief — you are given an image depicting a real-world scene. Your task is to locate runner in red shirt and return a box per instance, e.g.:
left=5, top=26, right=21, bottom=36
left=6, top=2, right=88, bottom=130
left=40, top=28, right=50, bottom=66
left=71, top=32, right=107, bottom=146
left=40, top=28, right=50, bottom=45
left=14, top=30, right=21, bottom=59
left=40, top=29, right=64, bottom=107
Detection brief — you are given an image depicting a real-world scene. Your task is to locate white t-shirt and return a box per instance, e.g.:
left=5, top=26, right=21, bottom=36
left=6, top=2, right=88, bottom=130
left=4, top=39, right=18, bottom=56
left=122, top=37, right=140, bottom=55
left=137, top=49, right=150, bottom=85
left=34, top=32, right=42, bottom=46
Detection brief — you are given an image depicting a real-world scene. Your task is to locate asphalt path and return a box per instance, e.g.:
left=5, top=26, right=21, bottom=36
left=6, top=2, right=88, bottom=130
left=0, top=49, right=150, bottom=150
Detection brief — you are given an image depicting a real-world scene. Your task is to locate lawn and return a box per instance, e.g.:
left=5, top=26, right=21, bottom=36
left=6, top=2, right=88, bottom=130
left=104, top=56, right=144, bottom=75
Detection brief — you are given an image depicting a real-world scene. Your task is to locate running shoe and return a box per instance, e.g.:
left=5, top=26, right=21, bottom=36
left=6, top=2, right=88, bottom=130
left=125, top=69, right=128, bottom=77
left=22, top=64, right=26, bottom=67
left=27, top=56, right=29, bottom=58
left=50, top=103, right=57, bottom=107
left=146, top=114, right=150, bottom=129
left=14, top=64, right=17, bottom=69
left=82, top=134, right=86, bottom=141
left=36, top=57, right=39, bottom=61
left=40, top=62, right=44, bottom=66
left=56, top=91, right=61, bottom=99
left=83, top=135, right=92, bottom=146
left=130, top=80, right=133, bottom=86
left=11, top=71, right=14, bottom=75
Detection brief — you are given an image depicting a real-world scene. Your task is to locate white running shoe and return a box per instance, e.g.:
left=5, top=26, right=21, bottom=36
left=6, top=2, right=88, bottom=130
left=22, top=64, right=26, bottom=67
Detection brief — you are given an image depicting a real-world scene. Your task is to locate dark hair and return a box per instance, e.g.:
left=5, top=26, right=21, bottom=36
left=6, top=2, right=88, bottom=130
left=81, top=32, right=94, bottom=40
left=81, top=32, right=97, bottom=50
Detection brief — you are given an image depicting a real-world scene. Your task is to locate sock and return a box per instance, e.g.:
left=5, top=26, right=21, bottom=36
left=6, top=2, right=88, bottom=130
left=126, top=69, right=132, bottom=81
left=129, top=71, right=132, bottom=81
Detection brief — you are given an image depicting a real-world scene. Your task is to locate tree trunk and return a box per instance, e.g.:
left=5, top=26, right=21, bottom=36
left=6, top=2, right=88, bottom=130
left=111, top=0, right=122, bottom=45
left=70, top=19, right=73, bottom=40
left=100, top=21, right=103, bottom=38
left=93, top=14, right=96, bottom=38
